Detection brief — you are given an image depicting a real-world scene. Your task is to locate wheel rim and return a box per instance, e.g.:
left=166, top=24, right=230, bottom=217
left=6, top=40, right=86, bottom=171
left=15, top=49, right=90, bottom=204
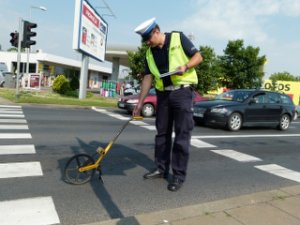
left=281, top=116, right=290, bottom=130
left=230, top=114, right=241, bottom=130
left=143, top=104, right=154, bottom=117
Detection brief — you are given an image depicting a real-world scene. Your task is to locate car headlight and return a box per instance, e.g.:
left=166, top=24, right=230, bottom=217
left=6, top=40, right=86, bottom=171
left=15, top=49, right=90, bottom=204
left=127, top=99, right=139, bottom=104
left=211, top=107, right=227, bottom=114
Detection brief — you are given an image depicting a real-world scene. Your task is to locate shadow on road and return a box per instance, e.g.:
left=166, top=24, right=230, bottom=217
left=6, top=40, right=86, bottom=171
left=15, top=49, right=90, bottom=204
left=59, top=136, right=155, bottom=223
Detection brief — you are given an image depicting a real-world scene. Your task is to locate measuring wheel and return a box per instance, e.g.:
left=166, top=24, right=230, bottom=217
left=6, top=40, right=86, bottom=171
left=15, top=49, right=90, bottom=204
left=64, top=154, right=95, bottom=185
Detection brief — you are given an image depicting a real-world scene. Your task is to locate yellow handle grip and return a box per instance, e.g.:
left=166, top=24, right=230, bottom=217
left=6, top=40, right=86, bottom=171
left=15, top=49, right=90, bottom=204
left=132, top=116, right=143, bottom=121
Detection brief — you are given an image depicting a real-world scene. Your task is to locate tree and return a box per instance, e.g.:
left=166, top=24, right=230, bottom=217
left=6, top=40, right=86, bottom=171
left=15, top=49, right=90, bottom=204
left=127, top=43, right=148, bottom=82
left=7, top=47, right=18, bottom=52
left=195, top=46, right=222, bottom=94
left=269, top=71, right=298, bottom=82
left=219, top=40, right=266, bottom=89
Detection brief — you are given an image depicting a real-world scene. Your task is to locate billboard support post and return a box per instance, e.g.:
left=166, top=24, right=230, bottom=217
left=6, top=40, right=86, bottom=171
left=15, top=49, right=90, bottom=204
left=79, top=54, right=89, bottom=99
left=73, top=0, right=108, bottom=99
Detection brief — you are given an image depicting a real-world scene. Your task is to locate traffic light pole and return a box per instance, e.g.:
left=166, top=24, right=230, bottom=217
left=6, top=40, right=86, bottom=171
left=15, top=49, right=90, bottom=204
left=26, top=47, right=30, bottom=88
left=16, top=18, right=24, bottom=97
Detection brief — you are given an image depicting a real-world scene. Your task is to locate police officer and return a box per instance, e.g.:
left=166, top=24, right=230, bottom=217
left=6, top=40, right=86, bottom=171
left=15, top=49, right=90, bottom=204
left=133, top=18, right=203, bottom=191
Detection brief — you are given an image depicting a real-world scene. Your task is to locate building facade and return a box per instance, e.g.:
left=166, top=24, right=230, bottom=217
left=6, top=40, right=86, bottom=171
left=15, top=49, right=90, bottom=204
left=0, top=50, right=112, bottom=89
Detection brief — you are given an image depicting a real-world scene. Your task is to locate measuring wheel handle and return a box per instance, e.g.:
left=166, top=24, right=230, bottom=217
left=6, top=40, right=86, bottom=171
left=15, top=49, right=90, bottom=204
left=132, top=116, right=143, bottom=121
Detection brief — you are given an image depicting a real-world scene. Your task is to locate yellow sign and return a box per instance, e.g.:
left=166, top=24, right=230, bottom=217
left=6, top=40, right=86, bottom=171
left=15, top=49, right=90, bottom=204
left=263, top=80, right=300, bottom=105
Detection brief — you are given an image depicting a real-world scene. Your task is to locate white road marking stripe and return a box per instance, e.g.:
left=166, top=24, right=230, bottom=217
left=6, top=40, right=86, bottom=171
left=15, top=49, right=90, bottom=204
left=0, top=196, right=60, bottom=225
left=130, top=121, right=149, bottom=126
left=141, top=125, right=156, bottom=130
left=0, top=162, right=43, bottom=178
left=0, top=105, right=21, bottom=108
left=0, top=145, right=36, bottom=155
left=255, top=164, right=300, bottom=183
left=0, top=108, right=22, bottom=111
left=192, top=134, right=300, bottom=139
left=0, top=110, right=23, bottom=114
left=0, top=114, right=25, bottom=118
left=109, top=114, right=130, bottom=120
left=191, top=139, right=216, bottom=148
left=0, top=133, right=32, bottom=139
left=91, top=107, right=107, bottom=113
left=211, top=149, right=262, bottom=162
left=0, top=125, right=28, bottom=130
left=0, top=119, right=27, bottom=123
left=91, top=107, right=130, bottom=120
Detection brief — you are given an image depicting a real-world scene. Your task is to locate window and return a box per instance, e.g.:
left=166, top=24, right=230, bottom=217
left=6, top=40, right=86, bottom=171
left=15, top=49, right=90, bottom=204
left=253, top=93, right=267, bottom=103
left=267, top=92, right=280, bottom=104
left=280, top=94, right=293, bottom=104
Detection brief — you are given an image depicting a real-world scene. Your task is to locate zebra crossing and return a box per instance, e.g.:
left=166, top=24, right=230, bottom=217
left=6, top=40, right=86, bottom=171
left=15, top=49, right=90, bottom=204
left=92, top=107, right=300, bottom=184
left=0, top=105, right=60, bottom=225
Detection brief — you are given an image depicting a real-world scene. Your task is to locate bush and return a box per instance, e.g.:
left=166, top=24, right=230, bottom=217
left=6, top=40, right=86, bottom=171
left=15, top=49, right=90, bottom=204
left=52, top=75, right=70, bottom=94
left=70, top=76, right=79, bottom=90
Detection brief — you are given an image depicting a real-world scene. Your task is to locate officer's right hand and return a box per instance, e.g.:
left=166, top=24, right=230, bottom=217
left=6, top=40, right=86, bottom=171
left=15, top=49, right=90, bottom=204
left=132, top=103, right=142, bottom=117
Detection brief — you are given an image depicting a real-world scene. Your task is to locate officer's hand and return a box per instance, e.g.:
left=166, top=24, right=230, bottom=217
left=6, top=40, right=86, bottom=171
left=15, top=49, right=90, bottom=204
left=176, top=65, right=188, bottom=75
left=132, top=103, right=142, bottom=117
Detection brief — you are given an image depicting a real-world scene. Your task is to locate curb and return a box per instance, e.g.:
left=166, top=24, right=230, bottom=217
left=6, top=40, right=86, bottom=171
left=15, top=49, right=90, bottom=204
left=81, top=185, right=300, bottom=225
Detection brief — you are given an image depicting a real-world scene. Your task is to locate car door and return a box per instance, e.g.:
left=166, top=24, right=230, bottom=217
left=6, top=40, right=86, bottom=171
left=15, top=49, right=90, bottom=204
left=244, top=92, right=269, bottom=122
left=264, top=92, right=283, bottom=122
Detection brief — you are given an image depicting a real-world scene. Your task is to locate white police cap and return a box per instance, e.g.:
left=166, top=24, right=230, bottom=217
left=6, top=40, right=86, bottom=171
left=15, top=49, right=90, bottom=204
left=134, top=17, right=157, bottom=41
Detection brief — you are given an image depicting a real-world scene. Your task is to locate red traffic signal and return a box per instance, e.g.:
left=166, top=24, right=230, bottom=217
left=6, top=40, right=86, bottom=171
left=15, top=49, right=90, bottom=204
left=10, top=32, right=19, bottom=47
left=23, top=20, right=37, bottom=47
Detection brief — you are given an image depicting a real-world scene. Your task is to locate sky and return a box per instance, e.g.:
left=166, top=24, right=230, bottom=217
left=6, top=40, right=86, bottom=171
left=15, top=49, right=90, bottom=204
left=1, top=0, right=300, bottom=78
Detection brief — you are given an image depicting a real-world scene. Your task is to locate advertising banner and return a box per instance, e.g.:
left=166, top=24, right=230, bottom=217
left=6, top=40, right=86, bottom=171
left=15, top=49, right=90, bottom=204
left=263, top=80, right=300, bottom=105
left=73, top=0, right=108, bottom=62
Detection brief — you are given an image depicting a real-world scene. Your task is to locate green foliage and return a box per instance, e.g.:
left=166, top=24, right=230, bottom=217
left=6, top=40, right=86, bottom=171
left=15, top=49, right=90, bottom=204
left=269, top=71, right=298, bottom=82
left=196, top=46, right=223, bottom=94
left=69, top=75, right=80, bottom=90
left=127, top=43, right=148, bottom=82
left=52, top=74, right=70, bottom=94
left=219, top=39, right=266, bottom=89
left=127, top=39, right=267, bottom=93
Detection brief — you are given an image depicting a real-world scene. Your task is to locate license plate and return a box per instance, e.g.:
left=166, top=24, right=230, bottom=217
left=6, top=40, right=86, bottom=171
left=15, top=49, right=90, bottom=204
left=119, top=103, right=125, bottom=108
left=194, top=112, right=203, bottom=117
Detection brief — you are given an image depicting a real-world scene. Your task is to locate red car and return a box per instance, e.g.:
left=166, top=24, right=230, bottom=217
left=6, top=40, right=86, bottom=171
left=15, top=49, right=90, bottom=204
left=118, top=88, right=209, bottom=117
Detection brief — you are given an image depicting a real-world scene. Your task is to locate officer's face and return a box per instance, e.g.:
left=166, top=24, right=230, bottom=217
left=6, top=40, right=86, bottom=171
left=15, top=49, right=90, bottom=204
left=145, top=29, right=159, bottom=47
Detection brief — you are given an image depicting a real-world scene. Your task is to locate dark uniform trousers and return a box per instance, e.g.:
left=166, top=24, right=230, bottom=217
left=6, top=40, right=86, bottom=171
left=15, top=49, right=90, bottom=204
left=155, top=86, right=194, bottom=182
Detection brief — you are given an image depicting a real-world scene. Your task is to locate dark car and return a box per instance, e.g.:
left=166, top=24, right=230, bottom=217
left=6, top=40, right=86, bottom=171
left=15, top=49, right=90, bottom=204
left=118, top=88, right=209, bottom=117
left=193, top=89, right=296, bottom=131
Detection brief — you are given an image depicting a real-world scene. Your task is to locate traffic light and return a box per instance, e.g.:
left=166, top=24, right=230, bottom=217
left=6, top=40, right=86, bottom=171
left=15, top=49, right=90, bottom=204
left=10, top=32, right=19, bottom=47
left=23, top=20, right=37, bottom=48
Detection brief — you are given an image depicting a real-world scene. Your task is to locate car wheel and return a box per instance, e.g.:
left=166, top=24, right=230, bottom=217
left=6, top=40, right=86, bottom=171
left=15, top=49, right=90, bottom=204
left=277, top=114, right=290, bottom=131
left=227, top=112, right=242, bottom=131
left=142, top=103, right=155, bottom=117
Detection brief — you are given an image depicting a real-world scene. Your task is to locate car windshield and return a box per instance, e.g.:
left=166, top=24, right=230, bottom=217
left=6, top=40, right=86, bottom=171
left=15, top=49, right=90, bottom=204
left=215, top=90, right=252, bottom=102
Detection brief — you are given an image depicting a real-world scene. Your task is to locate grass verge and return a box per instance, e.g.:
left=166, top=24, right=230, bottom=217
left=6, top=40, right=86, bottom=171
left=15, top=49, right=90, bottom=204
left=0, top=88, right=118, bottom=108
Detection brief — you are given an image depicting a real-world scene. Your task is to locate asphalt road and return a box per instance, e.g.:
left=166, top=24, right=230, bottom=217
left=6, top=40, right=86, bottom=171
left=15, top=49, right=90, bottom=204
left=0, top=105, right=299, bottom=225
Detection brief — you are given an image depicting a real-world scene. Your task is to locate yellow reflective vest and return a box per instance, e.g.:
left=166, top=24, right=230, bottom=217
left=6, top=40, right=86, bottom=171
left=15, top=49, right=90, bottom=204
left=146, top=32, right=198, bottom=91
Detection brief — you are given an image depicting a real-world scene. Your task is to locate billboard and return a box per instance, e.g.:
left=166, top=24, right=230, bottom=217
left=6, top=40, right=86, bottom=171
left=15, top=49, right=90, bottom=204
left=73, top=0, right=108, bottom=62
left=263, top=80, right=300, bottom=105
